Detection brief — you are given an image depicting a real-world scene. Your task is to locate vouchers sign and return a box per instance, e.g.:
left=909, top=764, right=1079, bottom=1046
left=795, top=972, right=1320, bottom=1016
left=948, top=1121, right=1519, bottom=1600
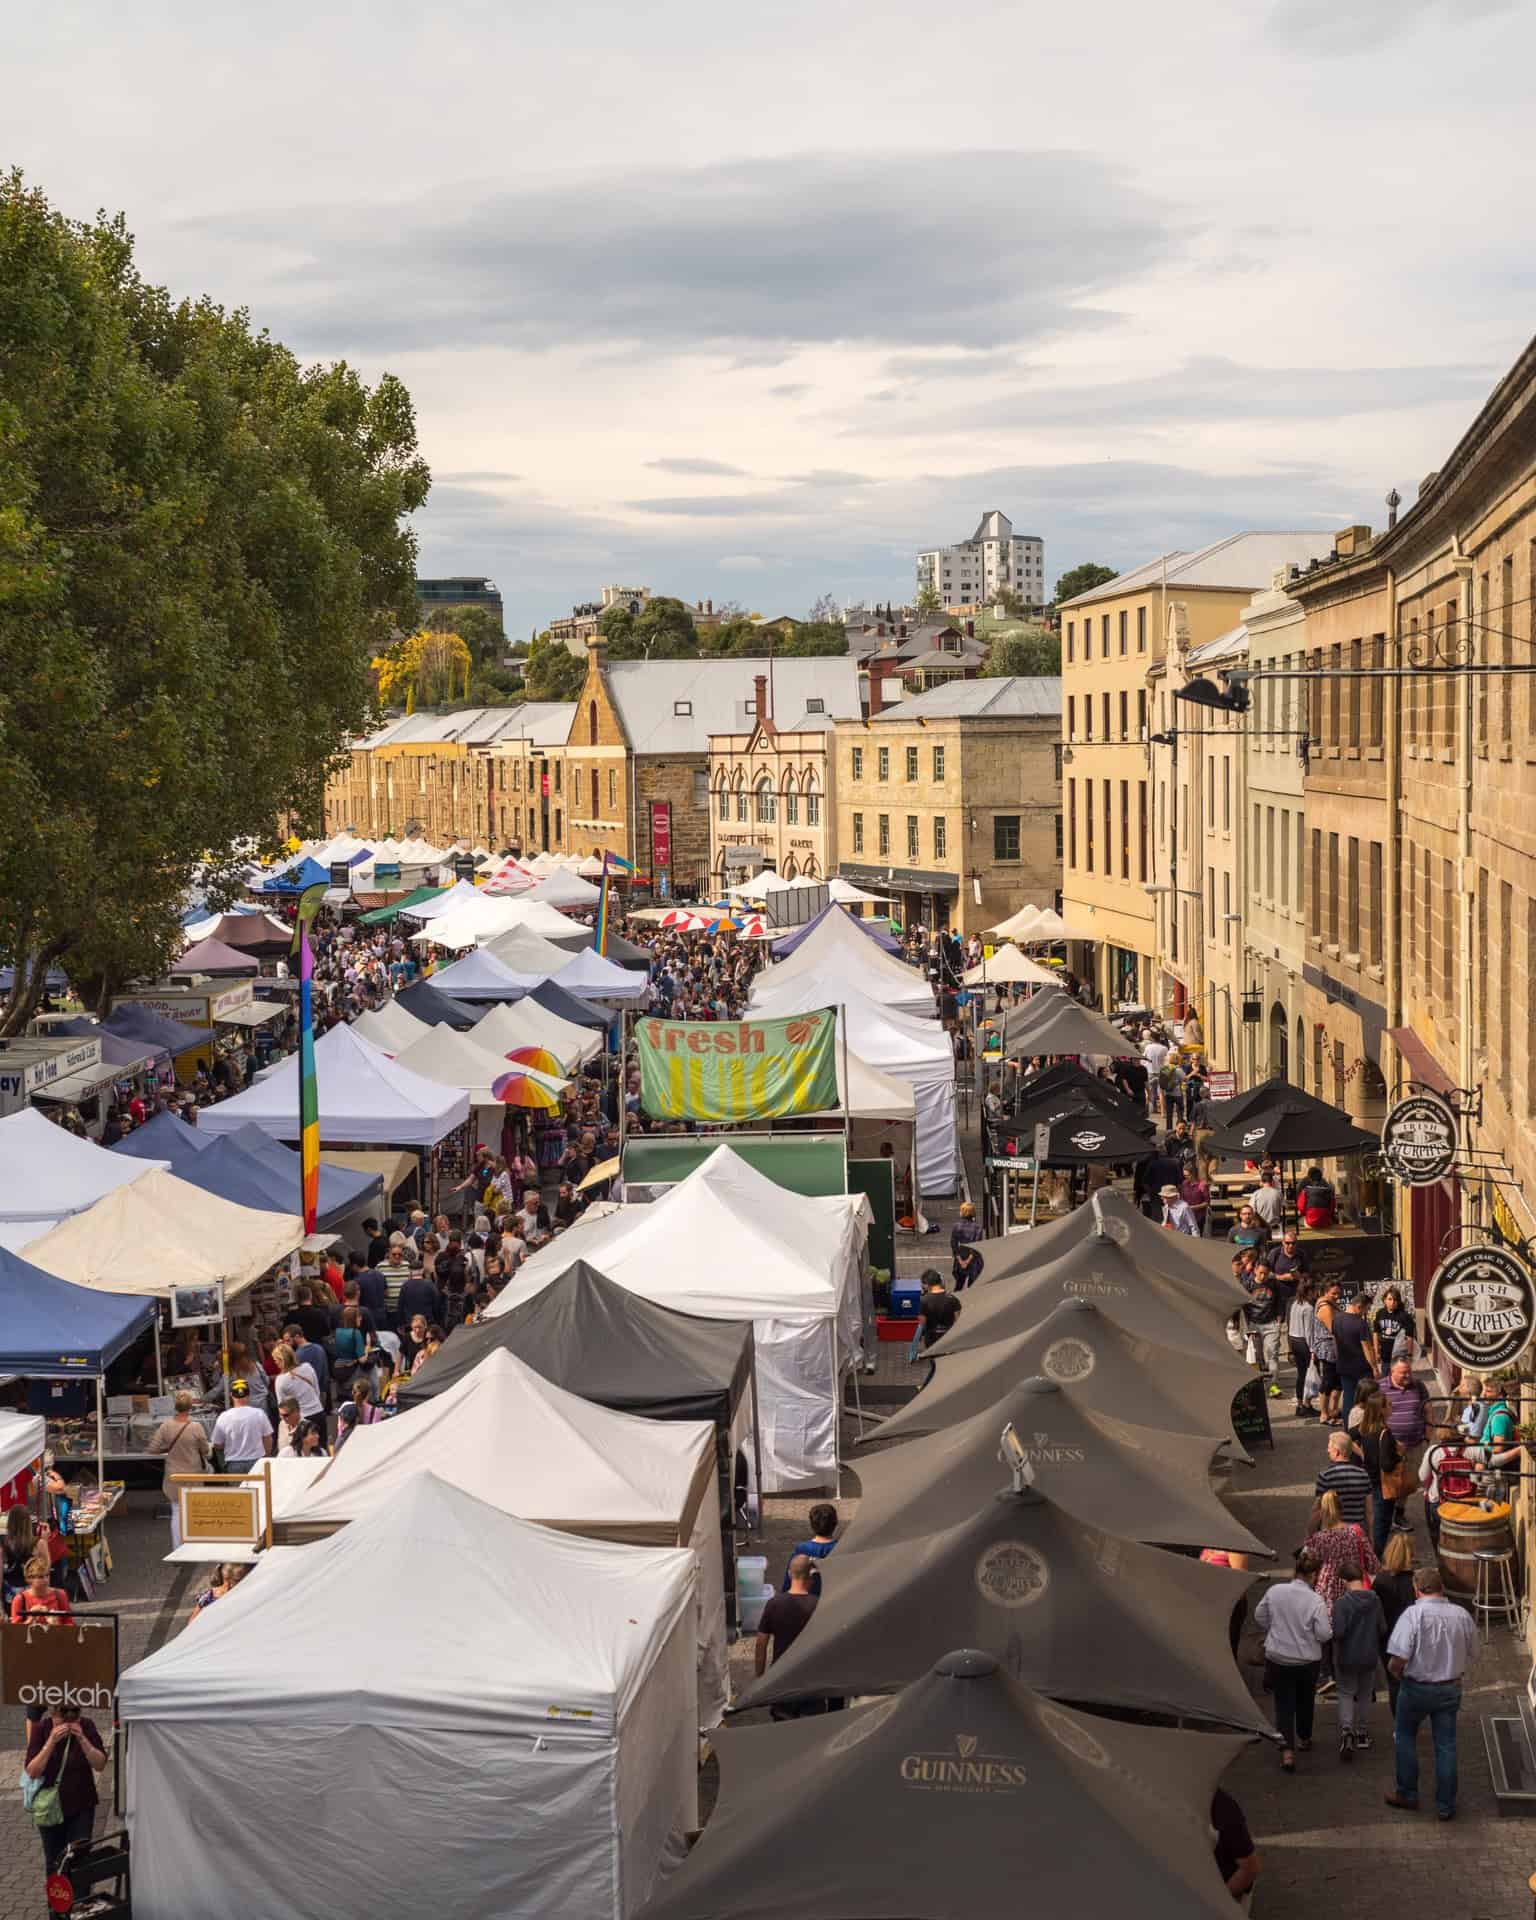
left=637, top=1009, right=839, bottom=1122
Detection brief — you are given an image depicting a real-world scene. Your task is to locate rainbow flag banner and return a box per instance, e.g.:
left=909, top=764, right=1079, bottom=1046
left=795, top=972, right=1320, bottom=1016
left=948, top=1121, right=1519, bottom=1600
left=594, top=850, right=633, bottom=956
left=636, top=1007, right=839, bottom=1122
left=297, top=926, right=320, bottom=1232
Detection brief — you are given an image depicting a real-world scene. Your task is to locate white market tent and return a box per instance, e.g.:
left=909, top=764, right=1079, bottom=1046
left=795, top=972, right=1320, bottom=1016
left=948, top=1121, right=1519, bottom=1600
left=428, top=949, right=544, bottom=1001
left=963, top=946, right=1061, bottom=987
left=22, top=1169, right=302, bottom=1300
left=557, top=946, right=649, bottom=1002
left=0, top=1109, right=165, bottom=1232
left=981, top=903, right=1044, bottom=940
left=747, top=975, right=959, bottom=1195
left=485, top=925, right=579, bottom=976
left=826, top=876, right=892, bottom=905
left=350, top=1001, right=434, bottom=1057
left=0, top=1410, right=47, bottom=1489
left=1019, top=905, right=1094, bottom=942
left=485, top=1147, right=868, bottom=1493
left=394, top=836, right=449, bottom=865
left=472, top=996, right=603, bottom=1070
left=278, top=1348, right=729, bottom=1724
left=391, top=1027, right=567, bottom=1109
left=527, top=869, right=603, bottom=909
left=409, top=895, right=521, bottom=950
left=195, top=1022, right=470, bottom=1147
left=401, top=879, right=479, bottom=921
left=503, top=898, right=592, bottom=940
left=119, top=1472, right=699, bottom=1920
left=753, top=906, right=935, bottom=1017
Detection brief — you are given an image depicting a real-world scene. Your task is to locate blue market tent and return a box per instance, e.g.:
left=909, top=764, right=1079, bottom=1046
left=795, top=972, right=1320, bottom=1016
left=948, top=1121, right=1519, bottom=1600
left=0, top=1247, right=155, bottom=1378
left=52, top=1016, right=169, bottom=1069
left=222, top=1123, right=381, bottom=1232
left=111, top=1110, right=213, bottom=1171
left=115, top=1117, right=381, bottom=1232
left=257, top=856, right=330, bottom=896
left=104, top=1002, right=209, bottom=1058
left=530, top=978, right=611, bottom=1033
left=394, top=979, right=478, bottom=1031
left=772, top=903, right=902, bottom=958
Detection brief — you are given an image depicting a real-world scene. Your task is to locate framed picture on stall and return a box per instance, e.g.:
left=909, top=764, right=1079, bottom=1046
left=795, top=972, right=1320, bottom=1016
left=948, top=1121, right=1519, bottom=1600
left=171, top=1282, right=225, bottom=1327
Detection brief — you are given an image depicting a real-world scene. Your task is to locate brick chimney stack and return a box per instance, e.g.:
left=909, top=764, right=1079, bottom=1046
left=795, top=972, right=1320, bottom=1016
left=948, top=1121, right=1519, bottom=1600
left=868, top=658, right=893, bottom=716
left=754, top=673, right=769, bottom=725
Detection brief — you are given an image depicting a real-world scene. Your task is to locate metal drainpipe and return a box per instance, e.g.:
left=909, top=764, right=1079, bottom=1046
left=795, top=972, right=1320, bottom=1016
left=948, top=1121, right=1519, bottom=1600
left=1452, top=551, right=1475, bottom=1124
left=1383, top=566, right=1402, bottom=1060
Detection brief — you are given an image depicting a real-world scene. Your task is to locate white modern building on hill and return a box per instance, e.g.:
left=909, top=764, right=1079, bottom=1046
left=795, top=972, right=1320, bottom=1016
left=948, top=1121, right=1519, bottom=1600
left=917, top=511, right=1044, bottom=611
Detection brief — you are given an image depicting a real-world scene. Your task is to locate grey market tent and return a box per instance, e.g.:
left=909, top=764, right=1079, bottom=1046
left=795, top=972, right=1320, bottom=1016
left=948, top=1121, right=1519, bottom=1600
left=1008, top=1065, right=1152, bottom=1136
left=530, top=977, right=612, bottom=1032
left=876, top=1296, right=1251, bottom=1446
left=1029, top=1098, right=1157, bottom=1165
left=171, top=936, right=260, bottom=978
left=103, top=1002, right=209, bottom=1057
left=393, top=979, right=479, bottom=1031
left=1001, top=989, right=1134, bottom=1059
left=851, top=1378, right=1268, bottom=1558
left=635, top=1651, right=1247, bottom=1920
left=738, top=1483, right=1270, bottom=1736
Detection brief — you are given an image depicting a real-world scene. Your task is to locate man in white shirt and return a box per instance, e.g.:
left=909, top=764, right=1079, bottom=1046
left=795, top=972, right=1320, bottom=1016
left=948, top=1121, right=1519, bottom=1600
left=1383, top=1568, right=1477, bottom=1820
left=210, top=1381, right=273, bottom=1477
left=1247, top=1169, right=1284, bottom=1231
left=1141, top=1032, right=1169, bottom=1089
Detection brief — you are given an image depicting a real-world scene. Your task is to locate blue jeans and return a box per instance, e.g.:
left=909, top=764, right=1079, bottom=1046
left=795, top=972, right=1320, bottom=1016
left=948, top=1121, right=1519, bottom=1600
left=1394, top=1679, right=1462, bottom=1813
left=1339, top=1372, right=1366, bottom=1426
left=1371, top=1484, right=1396, bottom=1559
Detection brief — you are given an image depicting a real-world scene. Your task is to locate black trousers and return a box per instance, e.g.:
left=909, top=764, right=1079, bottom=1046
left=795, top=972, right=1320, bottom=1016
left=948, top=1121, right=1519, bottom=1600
left=1266, top=1660, right=1319, bottom=1747
left=1289, top=1338, right=1312, bottom=1406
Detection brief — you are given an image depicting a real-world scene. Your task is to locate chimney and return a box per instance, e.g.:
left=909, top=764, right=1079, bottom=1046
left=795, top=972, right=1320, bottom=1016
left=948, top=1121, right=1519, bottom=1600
left=586, top=632, right=608, bottom=671
left=877, top=621, right=886, bottom=637
left=899, top=622, right=907, bottom=638
left=707, top=598, right=713, bottom=615
left=1419, top=470, right=1440, bottom=499
left=868, top=658, right=893, bottom=716
left=1333, top=524, right=1373, bottom=558
left=754, top=673, right=769, bottom=725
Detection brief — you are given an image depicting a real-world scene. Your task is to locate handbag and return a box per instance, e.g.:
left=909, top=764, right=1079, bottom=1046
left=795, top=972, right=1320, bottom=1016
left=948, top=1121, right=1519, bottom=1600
left=29, top=1735, right=71, bottom=1828
left=1379, top=1432, right=1415, bottom=1501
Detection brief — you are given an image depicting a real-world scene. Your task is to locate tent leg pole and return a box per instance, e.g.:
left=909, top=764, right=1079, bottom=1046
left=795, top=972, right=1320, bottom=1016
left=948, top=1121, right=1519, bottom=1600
left=154, top=1316, right=163, bottom=1398
left=1029, top=1165, right=1040, bottom=1227
left=96, top=1375, right=105, bottom=1495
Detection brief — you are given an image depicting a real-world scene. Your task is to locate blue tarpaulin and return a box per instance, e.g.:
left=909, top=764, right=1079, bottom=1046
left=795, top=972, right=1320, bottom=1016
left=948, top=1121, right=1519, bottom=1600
left=257, top=856, right=330, bottom=895
left=222, top=1123, right=381, bottom=1231
left=0, top=1248, right=156, bottom=1377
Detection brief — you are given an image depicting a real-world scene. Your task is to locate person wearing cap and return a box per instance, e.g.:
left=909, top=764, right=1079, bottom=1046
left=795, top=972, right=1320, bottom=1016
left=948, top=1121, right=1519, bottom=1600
left=1160, top=1183, right=1199, bottom=1236
left=211, top=1382, right=273, bottom=1479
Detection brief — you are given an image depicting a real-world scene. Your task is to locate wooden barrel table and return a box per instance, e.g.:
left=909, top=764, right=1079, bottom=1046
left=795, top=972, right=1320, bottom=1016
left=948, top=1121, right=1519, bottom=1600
left=1438, top=1499, right=1514, bottom=1599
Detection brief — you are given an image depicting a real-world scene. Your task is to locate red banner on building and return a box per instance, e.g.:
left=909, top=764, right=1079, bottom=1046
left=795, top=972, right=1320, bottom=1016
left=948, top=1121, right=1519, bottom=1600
left=650, top=800, right=672, bottom=874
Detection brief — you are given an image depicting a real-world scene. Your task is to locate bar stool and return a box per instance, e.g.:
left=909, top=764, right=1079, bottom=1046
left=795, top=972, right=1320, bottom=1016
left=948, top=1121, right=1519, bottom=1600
left=1473, top=1547, right=1524, bottom=1639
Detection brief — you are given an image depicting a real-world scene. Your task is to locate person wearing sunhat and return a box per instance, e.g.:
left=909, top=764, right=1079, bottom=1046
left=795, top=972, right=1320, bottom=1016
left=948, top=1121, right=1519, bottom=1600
left=210, top=1381, right=273, bottom=1479
left=1160, top=1182, right=1200, bottom=1236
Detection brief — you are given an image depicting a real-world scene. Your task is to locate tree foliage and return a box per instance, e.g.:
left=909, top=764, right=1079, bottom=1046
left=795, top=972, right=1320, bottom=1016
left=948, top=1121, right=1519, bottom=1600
left=423, top=600, right=505, bottom=662
left=914, top=580, right=942, bottom=615
left=522, top=629, right=587, bottom=701
left=807, top=592, right=841, bottom=624
left=373, top=627, right=472, bottom=708
left=0, top=173, right=429, bottom=1026
left=1054, top=561, right=1118, bottom=605
left=983, top=627, right=1062, bottom=676
left=598, top=594, right=698, bottom=659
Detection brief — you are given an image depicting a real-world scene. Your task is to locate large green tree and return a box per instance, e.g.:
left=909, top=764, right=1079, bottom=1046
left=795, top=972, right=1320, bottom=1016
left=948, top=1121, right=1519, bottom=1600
left=522, top=629, right=587, bottom=700
left=423, top=600, right=505, bottom=662
left=0, top=174, right=430, bottom=1027
left=983, top=627, right=1062, bottom=676
left=598, top=594, right=698, bottom=659
left=1054, top=561, right=1118, bottom=604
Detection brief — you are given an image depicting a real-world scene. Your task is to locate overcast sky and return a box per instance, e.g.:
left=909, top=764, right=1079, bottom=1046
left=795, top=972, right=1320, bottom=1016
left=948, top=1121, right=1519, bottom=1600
left=12, top=0, right=1535, bottom=633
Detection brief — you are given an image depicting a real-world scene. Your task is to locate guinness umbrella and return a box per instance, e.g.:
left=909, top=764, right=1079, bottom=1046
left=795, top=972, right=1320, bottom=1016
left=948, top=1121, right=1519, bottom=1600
left=967, top=1189, right=1243, bottom=1309
left=1011, top=1065, right=1151, bottom=1136
left=929, top=1219, right=1243, bottom=1364
left=635, top=1651, right=1247, bottom=1920
left=1203, top=1092, right=1379, bottom=1163
left=850, top=1379, right=1269, bottom=1558
left=393, top=979, right=478, bottom=1032
left=877, top=1296, right=1252, bottom=1446
left=738, top=1484, right=1271, bottom=1736
left=1030, top=1099, right=1156, bottom=1167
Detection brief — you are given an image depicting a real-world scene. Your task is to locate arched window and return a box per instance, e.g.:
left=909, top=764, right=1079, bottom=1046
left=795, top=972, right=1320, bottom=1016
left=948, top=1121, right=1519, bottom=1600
left=781, top=854, right=798, bottom=880
left=714, top=769, right=729, bottom=822
left=755, top=775, right=776, bottom=824
left=803, top=767, right=821, bottom=827
left=783, top=769, right=800, bottom=826
left=590, top=768, right=599, bottom=817
left=734, top=770, right=747, bottom=823
left=587, top=699, right=598, bottom=745
left=802, top=853, right=819, bottom=879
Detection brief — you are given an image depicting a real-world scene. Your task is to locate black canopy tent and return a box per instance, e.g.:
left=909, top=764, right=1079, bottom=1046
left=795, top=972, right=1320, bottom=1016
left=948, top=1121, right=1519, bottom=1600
left=877, top=1295, right=1252, bottom=1448
left=851, top=1378, right=1269, bottom=1558
left=1203, top=1092, right=1380, bottom=1163
left=1000, top=989, right=1135, bottom=1060
left=737, top=1483, right=1271, bottom=1736
left=397, top=1259, right=758, bottom=1619
left=1030, top=1099, right=1156, bottom=1166
left=635, top=1652, right=1248, bottom=1920
left=963, top=1186, right=1239, bottom=1292
left=530, top=977, right=612, bottom=1033
left=1011, top=1064, right=1152, bottom=1134
left=392, top=979, right=478, bottom=1031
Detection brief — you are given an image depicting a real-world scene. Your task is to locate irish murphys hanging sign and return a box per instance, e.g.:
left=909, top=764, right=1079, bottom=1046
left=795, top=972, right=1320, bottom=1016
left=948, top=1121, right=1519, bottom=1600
left=1426, top=1242, right=1536, bottom=1373
left=636, top=1008, right=839, bottom=1122
left=1380, top=1091, right=1457, bottom=1186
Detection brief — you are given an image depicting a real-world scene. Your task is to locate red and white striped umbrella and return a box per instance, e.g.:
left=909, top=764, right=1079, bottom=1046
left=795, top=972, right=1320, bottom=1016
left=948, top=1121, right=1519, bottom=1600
left=659, top=909, right=726, bottom=931
left=481, top=860, right=535, bottom=896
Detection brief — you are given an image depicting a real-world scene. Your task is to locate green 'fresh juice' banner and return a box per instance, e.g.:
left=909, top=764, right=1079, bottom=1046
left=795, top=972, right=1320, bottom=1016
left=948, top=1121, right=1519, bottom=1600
left=636, top=1007, right=839, bottom=1121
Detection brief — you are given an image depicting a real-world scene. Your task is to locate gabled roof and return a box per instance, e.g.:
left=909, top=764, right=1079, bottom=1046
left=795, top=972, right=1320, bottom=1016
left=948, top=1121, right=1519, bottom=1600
left=1187, top=622, right=1250, bottom=667
left=603, top=658, right=861, bottom=754
left=1060, top=531, right=1340, bottom=608
left=869, top=675, right=1061, bottom=720
left=353, top=704, right=575, bottom=750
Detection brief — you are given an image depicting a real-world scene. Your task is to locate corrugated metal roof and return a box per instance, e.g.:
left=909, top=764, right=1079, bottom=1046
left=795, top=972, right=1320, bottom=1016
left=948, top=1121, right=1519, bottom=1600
left=605, top=659, right=862, bottom=753
left=1187, top=623, right=1249, bottom=667
left=870, top=675, right=1062, bottom=721
left=1059, top=531, right=1340, bottom=608
left=352, top=704, right=576, bottom=750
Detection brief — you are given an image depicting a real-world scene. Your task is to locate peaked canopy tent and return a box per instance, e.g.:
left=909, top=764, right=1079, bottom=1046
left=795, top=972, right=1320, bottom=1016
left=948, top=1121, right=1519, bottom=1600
left=119, top=1473, right=700, bottom=1920
left=502, top=897, right=593, bottom=942
left=426, top=948, right=544, bottom=1002
left=747, top=976, right=958, bottom=1195
left=555, top=945, right=650, bottom=1002
left=526, top=869, right=603, bottom=909
left=597, top=930, right=651, bottom=971
left=389, top=1029, right=566, bottom=1148
left=109, top=1109, right=212, bottom=1168
left=981, top=903, right=1043, bottom=939
left=194, top=913, right=293, bottom=959
left=770, top=902, right=902, bottom=958
left=255, top=855, right=330, bottom=895
left=350, top=1000, right=435, bottom=1056
left=391, top=978, right=478, bottom=1031
left=1001, top=989, right=1134, bottom=1058
left=22, top=1169, right=304, bottom=1302
left=170, top=936, right=260, bottom=978
left=1202, top=1088, right=1381, bottom=1162
left=48, top=1017, right=165, bottom=1074
left=397, top=1257, right=755, bottom=1628
left=196, top=1021, right=471, bottom=1147
left=0, top=1108, right=165, bottom=1236
left=407, top=895, right=522, bottom=950
left=878, top=1294, right=1252, bottom=1447
left=963, top=945, right=1060, bottom=987
left=357, top=885, right=447, bottom=926
left=399, top=879, right=480, bottom=921
left=1030, top=1099, right=1157, bottom=1167
left=177, top=1124, right=381, bottom=1234
left=738, top=1483, right=1269, bottom=1734
left=531, top=977, right=613, bottom=1033
left=484, top=925, right=578, bottom=976
left=851, top=1379, right=1268, bottom=1559
left=636, top=1652, right=1247, bottom=1920
left=755, top=907, right=933, bottom=1016
left=279, top=1347, right=729, bottom=1725
left=483, top=1150, right=869, bottom=1493
left=102, top=1002, right=209, bottom=1057
left=471, top=995, right=603, bottom=1071
left=1008, top=1062, right=1151, bottom=1133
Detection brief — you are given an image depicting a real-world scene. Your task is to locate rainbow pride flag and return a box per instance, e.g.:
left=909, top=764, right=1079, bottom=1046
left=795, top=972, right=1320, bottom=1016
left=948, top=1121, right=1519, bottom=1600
left=297, top=926, right=319, bottom=1232
left=594, top=850, right=631, bottom=954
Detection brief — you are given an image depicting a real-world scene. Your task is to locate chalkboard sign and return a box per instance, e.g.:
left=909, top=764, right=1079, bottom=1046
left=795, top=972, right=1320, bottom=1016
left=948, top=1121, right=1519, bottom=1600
left=1231, top=1376, right=1275, bottom=1451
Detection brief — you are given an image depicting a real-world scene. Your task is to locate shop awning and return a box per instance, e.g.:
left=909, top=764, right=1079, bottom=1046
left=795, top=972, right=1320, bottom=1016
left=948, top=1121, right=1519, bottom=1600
left=215, top=1002, right=286, bottom=1028
left=1385, top=1026, right=1456, bottom=1098
left=30, top=1060, right=125, bottom=1106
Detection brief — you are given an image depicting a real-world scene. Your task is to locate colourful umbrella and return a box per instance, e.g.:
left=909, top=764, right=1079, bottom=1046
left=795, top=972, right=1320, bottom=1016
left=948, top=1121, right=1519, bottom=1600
left=490, top=1067, right=564, bottom=1110
left=732, top=914, right=769, bottom=937
left=503, top=1045, right=563, bottom=1078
